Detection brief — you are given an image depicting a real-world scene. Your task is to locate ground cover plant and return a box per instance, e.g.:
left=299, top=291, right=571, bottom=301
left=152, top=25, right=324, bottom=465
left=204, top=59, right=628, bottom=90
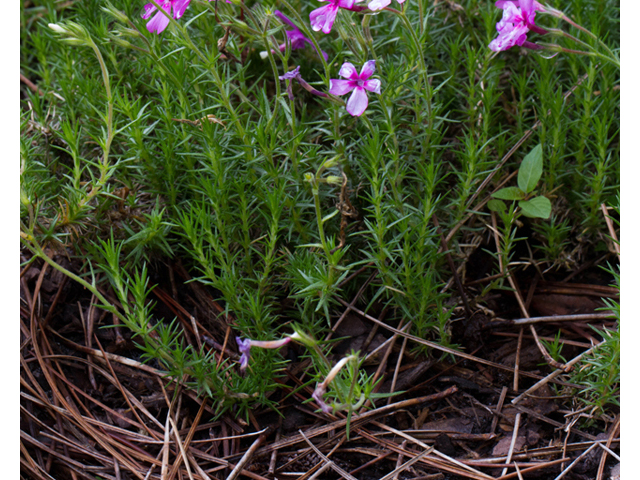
left=20, top=0, right=620, bottom=478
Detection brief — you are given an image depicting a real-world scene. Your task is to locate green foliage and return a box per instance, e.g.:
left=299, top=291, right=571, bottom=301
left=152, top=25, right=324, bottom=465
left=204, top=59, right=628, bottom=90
left=489, top=144, right=551, bottom=219
left=518, top=144, right=543, bottom=194
left=571, top=324, right=620, bottom=416
left=20, top=0, right=619, bottom=418
left=568, top=201, right=620, bottom=419
left=540, top=330, right=567, bottom=364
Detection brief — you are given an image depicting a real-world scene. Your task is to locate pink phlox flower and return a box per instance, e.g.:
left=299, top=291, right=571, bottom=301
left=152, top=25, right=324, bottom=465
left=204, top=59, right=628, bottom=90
left=329, top=60, right=381, bottom=117
left=489, top=0, right=547, bottom=52
left=273, top=11, right=328, bottom=61
left=235, top=336, right=292, bottom=371
left=310, top=0, right=365, bottom=34
left=142, top=0, right=219, bottom=34
left=366, top=0, right=405, bottom=12
left=142, top=0, right=190, bottom=34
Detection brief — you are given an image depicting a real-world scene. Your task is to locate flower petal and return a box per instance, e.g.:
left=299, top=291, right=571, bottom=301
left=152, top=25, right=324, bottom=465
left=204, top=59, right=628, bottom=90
left=338, top=62, right=359, bottom=80
left=519, top=0, right=533, bottom=15
left=497, top=2, right=523, bottom=31
left=274, top=10, right=298, bottom=29
left=359, top=60, right=376, bottom=80
left=363, top=78, right=381, bottom=94
left=236, top=337, right=252, bottom=370
left=172, top=0, right=191, bottom=19
left=346, top=87, right=369, bottom=116
left=312, top=385, right=332, bottom=413
left=329, top=79, right=356, bottom=96
left=286, top=31, right=309, bottom=50
left=336, top=0, right=357, bottom=8
left=146, top=9, right=171, bottom=33
left=310, top=3, right=339, bottom=34
left=280, top=66, right=301, bottom=81
left=141, top=3, right=157, bottom=19
left=489, top=23, right=529, bottom=51
left=367, top=0, right=391, bottom=11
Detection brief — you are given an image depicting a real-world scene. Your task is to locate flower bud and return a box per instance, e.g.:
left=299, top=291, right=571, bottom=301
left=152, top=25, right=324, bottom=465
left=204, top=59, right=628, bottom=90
left=322, top=157, right=339, bottom=169
left=324, top=175, right=343, bottom=185
left=49, top=21, right=91, bottom=46
left=48, top=23, right=67, bottom=34
left=101, top=2, right=130, bottom=24
left=111, top=36, right=134, bottom=49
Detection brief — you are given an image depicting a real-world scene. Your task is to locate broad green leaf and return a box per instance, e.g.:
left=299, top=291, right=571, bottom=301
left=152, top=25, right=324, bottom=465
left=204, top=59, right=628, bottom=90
left=487, top=199, right=507, bottom=213
left=492, top=187, right=526, bottom=201
left=519, top=196, right=551, bottom=219
left=518, top=144, right=543, bottom=194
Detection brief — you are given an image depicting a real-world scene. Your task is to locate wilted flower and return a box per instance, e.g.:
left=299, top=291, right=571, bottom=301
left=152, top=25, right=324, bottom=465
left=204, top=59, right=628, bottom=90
left=329, top=60, right=381, bottom=117
left=312, top=356, right=355, bottom=413
left=312, top=384, right=332, bottom=413
left=489, top=0, right=547, bottom=52
left=264, top=11, right=328, bottom=61
left=279, top=66, right=329, bottom=100
left=235, top=336, right=293, bottom=371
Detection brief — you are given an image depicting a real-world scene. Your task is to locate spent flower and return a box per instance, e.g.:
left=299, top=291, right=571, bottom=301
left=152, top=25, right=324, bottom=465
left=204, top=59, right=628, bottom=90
left=235, top=335, right=296, bottom=371
left=329, top=60, right=381, bottom=117
left=312, top=355, right=356, bottom=413
left=263, top=11, right=328, bottom=61
left=279, top=66, right=329, bottom=100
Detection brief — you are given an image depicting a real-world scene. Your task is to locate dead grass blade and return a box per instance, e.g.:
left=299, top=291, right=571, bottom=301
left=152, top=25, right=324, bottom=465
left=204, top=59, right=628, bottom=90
left=299, top=430, right=359, bottom=480
left=553, top=441, right=601, bottom=480
left=378, top=447, right=434, bottom=480
left=225, top=430, right=268, bottom=480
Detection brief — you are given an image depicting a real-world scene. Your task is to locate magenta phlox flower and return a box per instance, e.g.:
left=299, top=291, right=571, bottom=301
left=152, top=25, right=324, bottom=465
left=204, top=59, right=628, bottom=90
left=367, top=0, right=405, bottom=12
left=310, top=0, right=365, bottom=34
left=273, top=11, right=328, bottom=61
left=142, top=0, right=190, bottom=34
left=489, top=0, right=547, bottom=52
left=235, top=336, right=292, bottom=371
left=142, top=0, right=219, bottom=34
left=329, top=60, right=381, bottom=117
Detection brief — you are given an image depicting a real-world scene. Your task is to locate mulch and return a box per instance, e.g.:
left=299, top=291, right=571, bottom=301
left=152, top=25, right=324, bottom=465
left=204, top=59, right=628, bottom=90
left=20, top=250, right=620, bottom=480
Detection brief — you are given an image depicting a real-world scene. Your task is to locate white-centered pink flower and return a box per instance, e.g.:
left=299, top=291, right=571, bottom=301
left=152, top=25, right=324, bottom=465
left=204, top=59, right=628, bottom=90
left=142, top=0, right=191, bottom=34
left=489, top=0, right=547, bottom=52
left=310, top=0, right=365, bottom=34
left=329, top=60, right=381, bottom=117
left=367, top=0, right=405, bottom=12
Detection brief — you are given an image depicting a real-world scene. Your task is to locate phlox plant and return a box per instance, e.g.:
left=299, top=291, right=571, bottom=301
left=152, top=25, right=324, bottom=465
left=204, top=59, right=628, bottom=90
left=20, top=0, right=618, bottom=419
